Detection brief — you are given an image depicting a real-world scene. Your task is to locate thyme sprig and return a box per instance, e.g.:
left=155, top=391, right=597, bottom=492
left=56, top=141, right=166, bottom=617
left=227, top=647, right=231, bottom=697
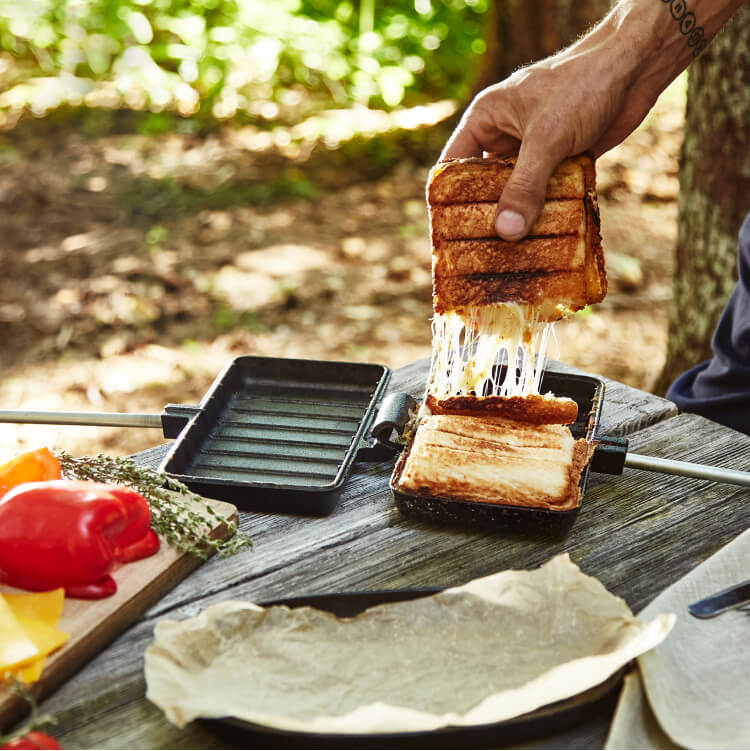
left=55, top=451, right=252, bottom=560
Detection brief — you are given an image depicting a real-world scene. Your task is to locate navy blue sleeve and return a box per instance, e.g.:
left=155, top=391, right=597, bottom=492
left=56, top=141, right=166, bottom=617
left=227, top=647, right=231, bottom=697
left=666, top=212, right=750, bottom=434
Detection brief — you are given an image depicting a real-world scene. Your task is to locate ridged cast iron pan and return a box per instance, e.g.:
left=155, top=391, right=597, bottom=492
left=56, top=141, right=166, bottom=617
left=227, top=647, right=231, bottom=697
left=158, top=356, right=397, bottom=513
left=202, top=588, right=624, bottom=749
left=390, top=369, right=605, bottom=537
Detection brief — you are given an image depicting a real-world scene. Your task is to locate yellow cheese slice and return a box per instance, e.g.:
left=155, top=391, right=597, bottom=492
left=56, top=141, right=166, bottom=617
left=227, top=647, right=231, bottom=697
left=1, top=590, right=68, bottom=682
left=14, top=657, right=45, bottom=683
left=0, top=596, right=39, bottom=672
left=14, top=617, right=68, bottom=660
left=2, top=589, right=65, bottom=624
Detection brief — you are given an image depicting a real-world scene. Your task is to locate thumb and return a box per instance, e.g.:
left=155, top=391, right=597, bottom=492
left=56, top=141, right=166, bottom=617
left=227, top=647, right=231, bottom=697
left=495, top=138, right=567, bottom=240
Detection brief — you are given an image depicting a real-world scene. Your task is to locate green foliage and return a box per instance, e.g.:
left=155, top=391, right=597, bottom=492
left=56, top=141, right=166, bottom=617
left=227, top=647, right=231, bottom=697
left=146, top=224, right=169, bottom=245
left=212, top=303, right=235, bottom=330
left=0, top=0, right=489, bottom=124
left=211, top=305, right=266, bottom=332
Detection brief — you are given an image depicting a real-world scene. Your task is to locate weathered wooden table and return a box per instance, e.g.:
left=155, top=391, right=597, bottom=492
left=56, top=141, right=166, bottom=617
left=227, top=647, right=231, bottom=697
left=28, top=358, right=750, bottom=748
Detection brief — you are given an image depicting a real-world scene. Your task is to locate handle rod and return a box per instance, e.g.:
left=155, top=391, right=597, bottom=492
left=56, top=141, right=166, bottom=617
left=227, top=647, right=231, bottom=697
left=625, top=452, right=750, bottom=488
left=0, top=410, right=162, bottom=429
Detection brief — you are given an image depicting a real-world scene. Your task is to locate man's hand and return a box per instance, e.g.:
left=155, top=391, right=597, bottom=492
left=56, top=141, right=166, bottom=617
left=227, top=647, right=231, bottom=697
left=441, top=0, right=743, bottom=240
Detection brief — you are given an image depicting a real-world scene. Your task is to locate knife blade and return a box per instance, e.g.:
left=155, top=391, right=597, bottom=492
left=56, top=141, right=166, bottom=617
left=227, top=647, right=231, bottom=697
left=688, top=579, right=750, bottom=618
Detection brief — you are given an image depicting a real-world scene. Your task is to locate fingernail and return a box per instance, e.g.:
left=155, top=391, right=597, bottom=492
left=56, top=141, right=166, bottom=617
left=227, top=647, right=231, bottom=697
left=495, top=210, right=526, bottom=238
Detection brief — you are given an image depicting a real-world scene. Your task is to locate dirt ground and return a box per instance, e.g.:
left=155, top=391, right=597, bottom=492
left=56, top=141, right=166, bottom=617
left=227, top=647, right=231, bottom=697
left=0, top=81, right=684, bottom=459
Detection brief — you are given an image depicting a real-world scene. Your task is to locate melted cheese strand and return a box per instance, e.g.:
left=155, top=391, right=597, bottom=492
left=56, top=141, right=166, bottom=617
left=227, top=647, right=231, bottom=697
left=427, top=303, right=558, bottom=399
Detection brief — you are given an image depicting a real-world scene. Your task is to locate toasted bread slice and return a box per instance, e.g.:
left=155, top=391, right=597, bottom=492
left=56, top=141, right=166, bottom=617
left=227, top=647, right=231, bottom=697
left=432, top=235, right=584, bottom=277
left=398, top=414, right=592, bottom=510
left=421, top=414, right=577, bottom=446
left=428, top=154, right=606, bottom=314
left=429, top=199, right=585, bottom=239
left=425, top=393, right=578, bottom=425
left=433, top=270, right=591, bottom=313
left=427, top=155, right=588, bottom=204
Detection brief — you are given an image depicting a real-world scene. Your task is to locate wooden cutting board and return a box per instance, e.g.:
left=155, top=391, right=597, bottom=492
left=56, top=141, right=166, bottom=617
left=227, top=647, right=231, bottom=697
left=0, top=496, right=238, bottom=731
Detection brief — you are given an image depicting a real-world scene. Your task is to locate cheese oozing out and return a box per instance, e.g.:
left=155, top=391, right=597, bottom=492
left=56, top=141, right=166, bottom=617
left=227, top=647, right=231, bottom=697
left=426, top=302, right=563, bottom=400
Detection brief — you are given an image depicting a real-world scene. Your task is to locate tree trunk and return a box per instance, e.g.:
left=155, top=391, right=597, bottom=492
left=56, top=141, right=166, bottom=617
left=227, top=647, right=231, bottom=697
left=473, top=0, right=613, bottom=93
left=655, top=8, right=750, bottom=394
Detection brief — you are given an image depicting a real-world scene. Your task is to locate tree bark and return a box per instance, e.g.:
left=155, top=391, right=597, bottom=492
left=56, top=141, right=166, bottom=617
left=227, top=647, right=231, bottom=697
left=472, top=0, right=613, bottom=93
left=655, top=7, right=750, bottom=394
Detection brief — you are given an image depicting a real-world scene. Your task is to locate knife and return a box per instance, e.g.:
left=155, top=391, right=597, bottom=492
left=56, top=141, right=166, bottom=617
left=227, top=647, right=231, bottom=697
left=688, top=579, right=750, bottom=618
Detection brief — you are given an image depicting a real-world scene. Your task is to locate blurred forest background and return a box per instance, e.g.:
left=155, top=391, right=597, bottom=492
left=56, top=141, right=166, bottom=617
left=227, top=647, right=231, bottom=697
left=0, top=0, right=723, bottom=457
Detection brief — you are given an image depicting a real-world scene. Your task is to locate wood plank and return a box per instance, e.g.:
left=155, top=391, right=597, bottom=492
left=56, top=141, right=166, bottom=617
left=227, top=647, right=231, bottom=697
left=544, top=359, right=677, bottom=436
left=33, top=412, right=750, bottom=750
left=0, top=497, right=237, bottom=732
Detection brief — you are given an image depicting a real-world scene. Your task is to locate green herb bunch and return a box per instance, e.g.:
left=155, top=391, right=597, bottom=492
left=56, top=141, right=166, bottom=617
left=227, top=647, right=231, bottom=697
left=56, top=451, right=252, bottom=560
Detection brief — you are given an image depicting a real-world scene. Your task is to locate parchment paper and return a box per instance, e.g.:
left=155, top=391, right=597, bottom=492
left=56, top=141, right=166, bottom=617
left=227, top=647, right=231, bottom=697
left=605, top=670, right=675, bottom=750
left=606, top=526, right=750, bottom=750
left=145, top=554, right=673, bottom=734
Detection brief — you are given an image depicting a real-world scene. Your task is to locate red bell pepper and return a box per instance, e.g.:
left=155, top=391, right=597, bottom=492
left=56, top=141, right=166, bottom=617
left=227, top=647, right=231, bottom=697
left=0, top=448, right=61, bottom=499
left=0, top=480, right=160, bottom=599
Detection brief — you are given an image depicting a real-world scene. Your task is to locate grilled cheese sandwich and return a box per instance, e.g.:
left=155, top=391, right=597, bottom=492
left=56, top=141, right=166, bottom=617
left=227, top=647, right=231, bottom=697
left=425, top=153, right=606, bottom=419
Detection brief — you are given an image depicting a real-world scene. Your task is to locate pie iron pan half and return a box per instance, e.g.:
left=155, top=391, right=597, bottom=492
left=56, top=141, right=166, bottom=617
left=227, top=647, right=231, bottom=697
left=390, top=368, right=606, bottom=537
left=158, top=356, right=400, bottom=514
left=202, top=588, right=623, bottom=749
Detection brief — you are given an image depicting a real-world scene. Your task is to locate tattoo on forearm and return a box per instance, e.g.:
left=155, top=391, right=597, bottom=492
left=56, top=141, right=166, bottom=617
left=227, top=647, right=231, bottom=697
left=660, top=0, right=707, bottom=57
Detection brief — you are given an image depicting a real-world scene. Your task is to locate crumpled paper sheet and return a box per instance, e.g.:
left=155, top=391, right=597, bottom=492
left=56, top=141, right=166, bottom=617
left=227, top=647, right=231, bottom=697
left=605, top=527, right=750, bottom=750
left=145, top=554, right=673, bottom=735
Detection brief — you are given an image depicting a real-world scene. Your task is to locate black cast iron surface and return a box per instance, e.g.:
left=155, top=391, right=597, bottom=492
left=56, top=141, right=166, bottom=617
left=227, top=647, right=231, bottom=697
left=159, top=356, right=391, bottom=513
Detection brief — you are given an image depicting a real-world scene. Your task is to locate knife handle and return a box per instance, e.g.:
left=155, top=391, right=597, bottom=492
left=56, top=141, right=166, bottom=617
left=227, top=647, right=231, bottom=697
left=688, top=579, right=750, bottom=618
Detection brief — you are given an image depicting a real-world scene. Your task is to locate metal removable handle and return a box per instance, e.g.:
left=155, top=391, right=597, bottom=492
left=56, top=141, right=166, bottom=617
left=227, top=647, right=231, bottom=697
left=0, top=404, right=199, bottom=439
left=592, top=433, right=750, bottom=488
left=356, top=393, right=419, bottom=462
left=625, top=452, right=750, bottom=488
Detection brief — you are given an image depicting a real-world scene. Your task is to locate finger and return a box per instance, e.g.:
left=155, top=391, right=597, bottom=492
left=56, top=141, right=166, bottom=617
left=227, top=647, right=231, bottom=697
left=495, top=134, right=568, bottom=240
left=484, top=135, right=522, bottom=158
left=440, top=122, right=484, bottom=160
left=441, top=91, right=520, bottom=161
left=441, top=128, right=520, bottom=161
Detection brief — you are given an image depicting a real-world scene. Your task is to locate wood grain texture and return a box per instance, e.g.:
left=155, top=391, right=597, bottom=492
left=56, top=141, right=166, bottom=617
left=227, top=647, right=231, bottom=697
left=0, top=497, right=237, bottom=732
left=7, top=359, right=704, bottom=750
left=36, top=411, right=750, bottom=750
left=545, top=359, right=678, bottom=436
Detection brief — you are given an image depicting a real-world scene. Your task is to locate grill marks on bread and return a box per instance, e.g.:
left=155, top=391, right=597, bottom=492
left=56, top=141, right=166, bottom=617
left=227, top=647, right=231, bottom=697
left=428, top=154, right=606, bottom=314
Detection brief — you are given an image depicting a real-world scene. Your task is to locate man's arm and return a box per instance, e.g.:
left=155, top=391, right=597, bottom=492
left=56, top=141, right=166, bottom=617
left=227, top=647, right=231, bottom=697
left=441, top=0, right=745, bottom=240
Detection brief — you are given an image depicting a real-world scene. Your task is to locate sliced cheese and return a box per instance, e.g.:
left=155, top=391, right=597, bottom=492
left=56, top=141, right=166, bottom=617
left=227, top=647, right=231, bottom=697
left=0, top=596, right=40, bottom=672
left=14, top=656, right=45, bottom=683
left=14, top=617, right=68, bottom=660
left=2, top=588, right=65, bottom=624
left=1, top=589, right=69, bottom=682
